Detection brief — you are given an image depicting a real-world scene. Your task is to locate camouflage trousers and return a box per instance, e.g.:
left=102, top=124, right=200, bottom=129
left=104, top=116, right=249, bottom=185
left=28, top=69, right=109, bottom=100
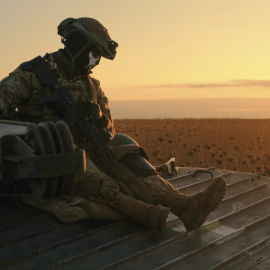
left=23, top=156, right=175, bottom=224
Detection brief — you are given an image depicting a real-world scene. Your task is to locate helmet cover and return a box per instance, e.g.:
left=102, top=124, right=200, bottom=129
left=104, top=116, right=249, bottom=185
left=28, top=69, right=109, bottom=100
left=58, top=17, right=118, bottom=60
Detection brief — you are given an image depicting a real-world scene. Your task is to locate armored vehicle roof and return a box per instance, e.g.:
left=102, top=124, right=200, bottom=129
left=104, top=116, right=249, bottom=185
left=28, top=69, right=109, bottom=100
left=1, top=166, right=270, bottom=269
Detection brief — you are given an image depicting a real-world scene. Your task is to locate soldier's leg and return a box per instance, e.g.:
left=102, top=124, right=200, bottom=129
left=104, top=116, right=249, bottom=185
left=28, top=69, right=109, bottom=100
left=23, top=196, right=91, bottom=223
left=141, top=174, right=226, bottom=231
left=61, top=194, right=125, bottom=221
left=113, top=150, right=226, bottom=231
left=99, top=178, right=169, bottom=231
left=74, top=157, right=170, bottom=231
left=23, top=157, right=124, bottom=224
left=23, top=195, right=125, bottom=223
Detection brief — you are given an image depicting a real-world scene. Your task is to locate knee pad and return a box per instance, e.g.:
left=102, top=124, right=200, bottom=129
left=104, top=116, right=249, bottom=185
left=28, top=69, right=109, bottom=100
left=109, top=133, right=139, bottom=147
left=121, top=153, right=158, bottom=177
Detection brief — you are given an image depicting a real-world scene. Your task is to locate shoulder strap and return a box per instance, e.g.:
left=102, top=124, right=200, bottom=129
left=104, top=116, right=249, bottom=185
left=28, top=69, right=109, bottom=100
left=20, top=56, right=57, bottom=88
left=20, top=56, right=98, bottom=104
left=88, top=76, right=98, bottom=103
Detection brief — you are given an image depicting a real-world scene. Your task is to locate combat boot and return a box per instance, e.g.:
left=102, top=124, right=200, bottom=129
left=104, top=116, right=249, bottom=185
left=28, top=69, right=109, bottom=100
left=100, top=178, right=170, bottom=231
left=142, top=175, right=226, bottom=231
left=110, top=191, right=170, bottom=232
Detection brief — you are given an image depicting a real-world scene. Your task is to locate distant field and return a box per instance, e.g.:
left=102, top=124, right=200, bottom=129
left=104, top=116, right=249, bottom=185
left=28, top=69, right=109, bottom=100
left=114, top=119, right=270, bottom=176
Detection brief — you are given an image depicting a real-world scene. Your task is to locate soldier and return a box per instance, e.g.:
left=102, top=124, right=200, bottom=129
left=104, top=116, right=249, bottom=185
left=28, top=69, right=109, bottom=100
left=0, top=17, right=226, bottom=232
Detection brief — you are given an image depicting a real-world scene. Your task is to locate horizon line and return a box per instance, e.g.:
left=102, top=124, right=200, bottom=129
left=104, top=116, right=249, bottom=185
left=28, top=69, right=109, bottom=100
left=109, top=97, right=270, bottom=101
left=134, top=79, right=270, bottom=89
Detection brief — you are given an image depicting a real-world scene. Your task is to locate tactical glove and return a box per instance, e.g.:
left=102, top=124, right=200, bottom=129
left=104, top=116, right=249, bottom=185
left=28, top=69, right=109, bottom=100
left=75, top=100, right=102, bottom=120
left=75, top=101, right=108, bottom=128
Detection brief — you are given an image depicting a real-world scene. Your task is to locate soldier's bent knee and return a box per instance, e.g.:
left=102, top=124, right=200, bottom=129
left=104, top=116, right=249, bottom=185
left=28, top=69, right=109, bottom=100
left=121, top=153, right=158, bottom=177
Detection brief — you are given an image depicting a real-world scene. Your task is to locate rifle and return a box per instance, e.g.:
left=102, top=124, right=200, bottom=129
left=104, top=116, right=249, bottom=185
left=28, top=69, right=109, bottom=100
left=39, top=85, right=136, bottom=198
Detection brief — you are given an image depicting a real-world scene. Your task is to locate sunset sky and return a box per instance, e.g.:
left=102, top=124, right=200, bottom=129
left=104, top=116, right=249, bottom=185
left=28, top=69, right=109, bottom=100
left=1, top=0, right=270, bottom=118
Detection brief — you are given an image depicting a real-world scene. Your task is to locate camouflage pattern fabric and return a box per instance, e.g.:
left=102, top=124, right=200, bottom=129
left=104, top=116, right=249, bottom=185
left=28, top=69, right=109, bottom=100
left=74, top=155, right=154, bottom=204
left=0, top=50, right=115, bottom=146
left=0, top=51, right=156, bottom=223
left=23, top=195, right=125, bottom=223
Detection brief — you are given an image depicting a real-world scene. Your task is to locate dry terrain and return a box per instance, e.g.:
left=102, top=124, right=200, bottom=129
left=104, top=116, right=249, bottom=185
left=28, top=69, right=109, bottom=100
left=114, top=119, right=270, bottom=176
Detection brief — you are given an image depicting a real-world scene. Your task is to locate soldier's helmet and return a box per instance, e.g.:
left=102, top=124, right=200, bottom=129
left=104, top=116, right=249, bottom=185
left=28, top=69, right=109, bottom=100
left=57, top=17, right=118, bottom=60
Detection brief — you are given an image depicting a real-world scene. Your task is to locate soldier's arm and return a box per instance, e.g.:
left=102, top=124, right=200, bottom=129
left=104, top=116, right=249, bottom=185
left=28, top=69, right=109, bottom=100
left=0, top=67, right=32, bottom=119
left=95, top=80, right=115, bottom=138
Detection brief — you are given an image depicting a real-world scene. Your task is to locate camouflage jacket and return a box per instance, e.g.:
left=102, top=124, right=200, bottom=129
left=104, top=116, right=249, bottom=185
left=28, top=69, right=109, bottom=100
left=0, top=50, right=115, bottom=147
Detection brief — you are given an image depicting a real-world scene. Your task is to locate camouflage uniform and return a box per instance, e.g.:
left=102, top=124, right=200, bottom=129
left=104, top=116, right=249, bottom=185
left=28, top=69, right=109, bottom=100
left=0, top=50, right=114, bottom=147
left=0, top=51, right=166, bottom=228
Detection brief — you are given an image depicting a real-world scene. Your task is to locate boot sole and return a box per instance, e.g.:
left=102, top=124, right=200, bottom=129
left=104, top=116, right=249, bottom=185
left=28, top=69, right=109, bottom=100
left=181, top=176, right=226, bottom=231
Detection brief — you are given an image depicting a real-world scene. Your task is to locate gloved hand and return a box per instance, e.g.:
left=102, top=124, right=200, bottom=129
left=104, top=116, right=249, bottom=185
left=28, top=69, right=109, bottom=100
left=75, top=100, right=102, bottom=121
left=75, top=100, right=109, bottom=128
left=90, top=101, right=103, bottom=120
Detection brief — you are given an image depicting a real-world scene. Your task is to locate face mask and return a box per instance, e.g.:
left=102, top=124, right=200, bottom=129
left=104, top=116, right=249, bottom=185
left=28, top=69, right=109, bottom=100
left=87, top=51, right=101, bottom=69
